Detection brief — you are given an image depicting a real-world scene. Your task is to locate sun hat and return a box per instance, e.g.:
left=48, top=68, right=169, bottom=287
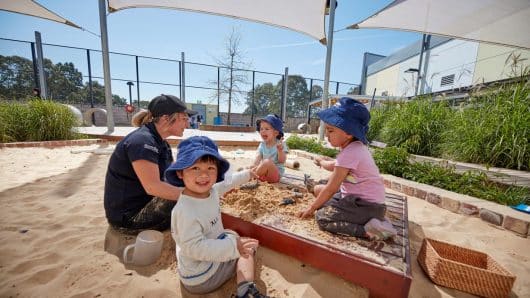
left=164, top=136, right=229, bottom=187
left=256, top=114, right=284, bottom=139
left=148, top=94, right=197, bottom=118
left=317, top=97, right=370, bottom=144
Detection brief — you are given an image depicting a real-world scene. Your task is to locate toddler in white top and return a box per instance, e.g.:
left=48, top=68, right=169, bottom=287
left=165, top=136, right=268, bottom=297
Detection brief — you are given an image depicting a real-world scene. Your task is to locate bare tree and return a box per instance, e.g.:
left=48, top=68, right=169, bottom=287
left=212, top=28, right=251, bottom=125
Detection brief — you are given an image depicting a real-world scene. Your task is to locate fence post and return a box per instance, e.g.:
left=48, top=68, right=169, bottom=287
left=180, top=52, right=186, bottom=102
left=217, top=67, right=220, bottom=117
left=34, top=31, right=48, bottom=99
left=307, top=78, right=313, bottom=124
left=281, top=67, right=289, bottom=121
left=251, top=70, right=255, bottom=125
left=86, top=49, right=95, bottom=125
left=135, top=55, right=140, bottom=107
left=30, top=42, right=39, bottom=91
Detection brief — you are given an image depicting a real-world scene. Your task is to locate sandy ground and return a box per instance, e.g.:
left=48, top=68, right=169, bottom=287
left=0, top=144, right=528, bottom=297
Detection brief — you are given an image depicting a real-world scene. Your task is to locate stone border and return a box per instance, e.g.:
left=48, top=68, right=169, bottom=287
left=291, top=149, right=530, bottom=238
left=0, top=139, right=107, bottom=148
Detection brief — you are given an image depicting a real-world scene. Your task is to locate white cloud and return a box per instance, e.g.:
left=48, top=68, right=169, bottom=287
left=246, top=40, right=318, bottom=51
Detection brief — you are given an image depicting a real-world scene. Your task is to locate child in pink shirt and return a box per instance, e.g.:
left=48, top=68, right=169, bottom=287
left=298, top=97, right=396, bottom=240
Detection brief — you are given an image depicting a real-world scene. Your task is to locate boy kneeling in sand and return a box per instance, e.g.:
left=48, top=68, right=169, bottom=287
left=165, top=136, right=268, bottom=297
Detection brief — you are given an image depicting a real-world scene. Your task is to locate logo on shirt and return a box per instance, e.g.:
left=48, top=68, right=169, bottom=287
left=143, top=144, right=159, bottom=154
left=210, top=217, right=219, bottom=226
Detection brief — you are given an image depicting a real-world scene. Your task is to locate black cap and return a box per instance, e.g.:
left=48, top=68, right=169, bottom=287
left=147, top=94, right=197, bottom=117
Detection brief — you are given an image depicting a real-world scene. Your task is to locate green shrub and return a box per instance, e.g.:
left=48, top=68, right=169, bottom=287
left=372, top=146, right=410, bottom=177
left=367, top=101, right=400, bottom=142
left=0, top=99, right=78, bottom=142
left=441, top=81, right=530, bottom=170
left=0, top=101, right=32, bottom=142
left=286, top=134, right=338, bottom=158
left=372, top=146, right=529, bottom=206
left=378, top=97, right=452, bottom=156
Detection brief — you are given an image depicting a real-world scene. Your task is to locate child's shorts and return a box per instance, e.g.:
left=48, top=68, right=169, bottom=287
left=317, top=193, right=386, bottom=224
left=315, top=193, right=386, bottom=237
left=181, top=259, right=237, bottom=294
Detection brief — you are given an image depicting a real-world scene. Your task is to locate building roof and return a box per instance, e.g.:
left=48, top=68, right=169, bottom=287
left=309, top=94, right=404, bottom=108
left=366, top=35, right=452, bottom=76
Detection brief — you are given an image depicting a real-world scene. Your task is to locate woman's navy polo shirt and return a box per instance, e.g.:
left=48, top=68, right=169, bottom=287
left=104, top=122, right=173, bottom=225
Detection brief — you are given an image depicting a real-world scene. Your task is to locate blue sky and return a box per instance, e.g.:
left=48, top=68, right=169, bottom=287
left=0, top=0, right=420, bottom=111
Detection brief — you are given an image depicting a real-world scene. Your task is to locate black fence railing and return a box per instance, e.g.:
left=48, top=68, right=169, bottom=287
left=0, top=37, right=359, bottom=122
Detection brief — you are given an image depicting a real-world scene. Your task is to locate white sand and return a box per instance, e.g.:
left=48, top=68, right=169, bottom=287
left=0, top=145, right=528, bottom=297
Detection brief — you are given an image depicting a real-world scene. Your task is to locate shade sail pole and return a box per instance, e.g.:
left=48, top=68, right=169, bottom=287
left=99, top=0, right=114, bottom=133
left=318, top=0, right=336, bottom=141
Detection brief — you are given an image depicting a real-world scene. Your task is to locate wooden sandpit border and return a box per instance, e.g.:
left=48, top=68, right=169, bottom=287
left=221, top=204, right=412, bottom=298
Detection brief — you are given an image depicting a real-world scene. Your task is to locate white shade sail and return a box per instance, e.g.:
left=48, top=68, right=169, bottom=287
left=348, top=0, right=530, bottom=50
left=0, top=0, right=81, bottom=29
left=108, top=0, right=327, bottom=43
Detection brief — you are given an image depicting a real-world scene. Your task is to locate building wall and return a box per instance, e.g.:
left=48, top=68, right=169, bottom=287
left=397, top=55, right=421, bottom=97
left=366, top=39, right=487, bottom=97
left=473, top=44, right=530, bottom=83
left=422, top=40, right=479, bottom=93
left=365, top=63, right=402, bottom=96
left=360, top=52, right=386, bottom=94
left=185, top=103, right=219, bottom=125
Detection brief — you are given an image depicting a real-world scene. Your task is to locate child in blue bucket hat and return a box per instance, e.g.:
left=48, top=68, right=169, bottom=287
left=252, top=114, right=288, bottom=183
left=164, top=136, right=268, bottom=297
left=298, top=97, right=397, bottom=241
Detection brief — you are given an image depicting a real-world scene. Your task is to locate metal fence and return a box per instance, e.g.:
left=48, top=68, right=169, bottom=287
left=0, top=37, right=359, bottom=123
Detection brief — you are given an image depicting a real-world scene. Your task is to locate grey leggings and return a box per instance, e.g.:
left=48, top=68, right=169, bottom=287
left=315, top=193, right=386, bottom=238
left=112, top=197, right=176, bottom=235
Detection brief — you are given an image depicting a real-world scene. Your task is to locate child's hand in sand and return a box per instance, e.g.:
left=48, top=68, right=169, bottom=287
left=249, top=167, right=259, bottom=179
left=297, top=206, right=316, bottom=218
left=237, top=237, right=259, bottom=258
left=314, top=157, right=322, bottom=168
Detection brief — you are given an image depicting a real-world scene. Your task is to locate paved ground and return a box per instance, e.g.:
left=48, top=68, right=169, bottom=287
left=76, top=126, right=264, bottom=146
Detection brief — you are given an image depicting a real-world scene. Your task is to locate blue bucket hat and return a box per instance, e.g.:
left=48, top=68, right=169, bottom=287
left=317, top=97, right=370, bottom=144
left=164, top=136, right=230, bottom=187
left=256, top=114, right=284, bottom=139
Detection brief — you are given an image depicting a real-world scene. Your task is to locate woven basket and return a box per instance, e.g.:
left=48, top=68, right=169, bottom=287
left=418, top=238, right=516, bottom=298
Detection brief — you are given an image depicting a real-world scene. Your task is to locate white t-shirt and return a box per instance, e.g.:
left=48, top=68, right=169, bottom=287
left=171, top=170, right=251, bottom=286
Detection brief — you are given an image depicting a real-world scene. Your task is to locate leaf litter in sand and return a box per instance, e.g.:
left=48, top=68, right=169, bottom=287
left=221, top=182, right=388, bottom=266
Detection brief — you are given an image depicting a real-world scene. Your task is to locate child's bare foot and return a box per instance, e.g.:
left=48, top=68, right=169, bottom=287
left=364, top=218, right=397, bottom=241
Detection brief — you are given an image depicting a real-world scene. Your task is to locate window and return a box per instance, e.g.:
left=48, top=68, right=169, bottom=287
left=440, top=74, right=455, bottom=87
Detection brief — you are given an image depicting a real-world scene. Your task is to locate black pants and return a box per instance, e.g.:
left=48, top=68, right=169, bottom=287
left=111, top=197, right=176, bottom=235
left=315, top=193, right=386, bottom=238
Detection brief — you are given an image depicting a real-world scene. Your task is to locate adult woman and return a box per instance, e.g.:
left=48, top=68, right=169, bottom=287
left=104, top=94, right=196, bottom=234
